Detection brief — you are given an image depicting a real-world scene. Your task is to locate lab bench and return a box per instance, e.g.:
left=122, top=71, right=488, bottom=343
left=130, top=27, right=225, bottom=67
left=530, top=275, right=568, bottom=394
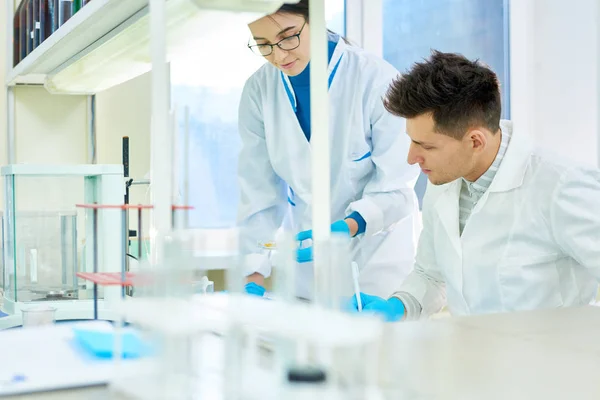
left=3, top=306, right=600, bottom=399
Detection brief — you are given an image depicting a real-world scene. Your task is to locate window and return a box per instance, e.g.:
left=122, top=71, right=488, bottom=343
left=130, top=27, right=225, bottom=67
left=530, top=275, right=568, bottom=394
left=171, top=2, right=346, bottom=229
left=381, top=0, right=510, bottom=208
left=326, top=0, right=346, bottom=36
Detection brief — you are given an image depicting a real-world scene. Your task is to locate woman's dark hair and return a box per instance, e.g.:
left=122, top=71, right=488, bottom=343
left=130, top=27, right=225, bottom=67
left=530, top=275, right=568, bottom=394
left=276, top=0, right=350, bottom=43
left=277, top=0, right=310, bottom=21
left=383, top=50, right=502, bottom=140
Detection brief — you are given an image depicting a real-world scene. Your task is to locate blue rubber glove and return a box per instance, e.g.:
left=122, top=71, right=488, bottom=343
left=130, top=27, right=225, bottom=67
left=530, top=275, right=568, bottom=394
left=245, top=282, right=266, bottom=297
left=349, top=292, right=405, bottom=322
left=296, top=220, right=351, bottom=263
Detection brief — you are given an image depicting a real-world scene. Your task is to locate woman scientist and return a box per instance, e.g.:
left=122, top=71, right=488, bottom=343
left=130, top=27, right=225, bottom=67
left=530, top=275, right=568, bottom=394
left=238, top=0, right=420, bottom=300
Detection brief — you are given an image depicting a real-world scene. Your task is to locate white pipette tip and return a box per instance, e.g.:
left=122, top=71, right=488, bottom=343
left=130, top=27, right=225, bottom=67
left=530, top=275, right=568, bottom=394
left=351, top=261, right=362, bottom=312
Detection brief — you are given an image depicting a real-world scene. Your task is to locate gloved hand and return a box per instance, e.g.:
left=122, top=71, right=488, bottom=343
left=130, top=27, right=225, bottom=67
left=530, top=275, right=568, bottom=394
left=245, top=282, right=266, bottom=297
left=296, top=220, right=351, bottom=263
left=349, top=292, right=405, bottom=322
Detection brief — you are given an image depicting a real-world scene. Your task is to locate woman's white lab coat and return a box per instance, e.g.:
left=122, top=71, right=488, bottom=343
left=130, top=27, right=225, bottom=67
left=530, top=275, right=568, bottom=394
left=398, top=120, right=600, bottom=316
left=237, top=39, right=420, bottom=299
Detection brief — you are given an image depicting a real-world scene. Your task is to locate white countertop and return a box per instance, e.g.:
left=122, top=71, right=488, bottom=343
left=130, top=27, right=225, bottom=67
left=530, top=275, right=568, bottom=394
left=3, top=306, right=600, bottom=399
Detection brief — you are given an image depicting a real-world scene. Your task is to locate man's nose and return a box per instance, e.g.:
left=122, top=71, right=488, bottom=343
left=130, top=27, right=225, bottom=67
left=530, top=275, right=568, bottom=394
left=407, top=144, right=420, bottom=165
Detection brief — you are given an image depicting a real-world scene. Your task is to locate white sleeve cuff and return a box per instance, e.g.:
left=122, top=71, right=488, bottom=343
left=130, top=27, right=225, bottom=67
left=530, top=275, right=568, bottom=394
left=346, top=197, right=384, bottom=236
left=391, top=292, right=422, bottom=321
left=243, top=253, right=272, bottom=278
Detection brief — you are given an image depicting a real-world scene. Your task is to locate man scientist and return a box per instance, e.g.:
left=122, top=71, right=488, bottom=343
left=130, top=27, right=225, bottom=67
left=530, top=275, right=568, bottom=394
left=351, top=50, right=600, bottom=321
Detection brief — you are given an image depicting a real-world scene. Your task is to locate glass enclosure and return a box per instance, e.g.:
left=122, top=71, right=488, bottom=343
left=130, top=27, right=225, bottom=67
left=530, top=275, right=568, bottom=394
left=3, top=175, right=87, bottom=304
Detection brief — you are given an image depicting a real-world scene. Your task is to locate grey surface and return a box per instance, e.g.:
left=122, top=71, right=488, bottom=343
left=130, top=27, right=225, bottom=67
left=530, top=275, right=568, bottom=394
left=3, top=386, right=107, bottom=400
left=5, top=306, right=600, bottom=399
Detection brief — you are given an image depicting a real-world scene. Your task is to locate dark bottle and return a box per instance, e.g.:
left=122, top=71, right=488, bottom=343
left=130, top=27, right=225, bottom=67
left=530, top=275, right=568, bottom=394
left=19, top=1, right=27, bottom=61
left=25, top=0, right=33, bottom=56
left=53, top=0, right=59, bottom=32
left=13, top=1, right=25, bottom=66
left=32, top=0, right=40, bottom=49
left=73, top=0, right=81, bottom=14
left=40, top=0, right=55, bottom=43
left=58, top=0, right=73, bottom=27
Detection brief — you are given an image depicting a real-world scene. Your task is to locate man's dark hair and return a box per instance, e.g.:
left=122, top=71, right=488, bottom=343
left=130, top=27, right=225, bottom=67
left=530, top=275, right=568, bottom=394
left=383, top=50, right=502, bottom=139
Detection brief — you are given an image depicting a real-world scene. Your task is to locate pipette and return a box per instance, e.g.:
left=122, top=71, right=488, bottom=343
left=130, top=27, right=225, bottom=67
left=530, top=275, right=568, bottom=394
left=351, top=261, right=362, bottom=311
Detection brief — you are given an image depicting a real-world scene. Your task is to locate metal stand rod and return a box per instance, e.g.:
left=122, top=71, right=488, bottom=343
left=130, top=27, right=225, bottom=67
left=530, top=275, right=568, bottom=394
left=121, top=208, right=127, bottom=299
left=88, top=95, right=97, bottom=164
left=93, top=207, right=98, bottom=320
left=60, top=215, right=68, bottom=285
left=138, top=207, right=142, bottom=260
left=72, top=215, right=78, bottom=292
left=122, top=136, right=130, bottom=292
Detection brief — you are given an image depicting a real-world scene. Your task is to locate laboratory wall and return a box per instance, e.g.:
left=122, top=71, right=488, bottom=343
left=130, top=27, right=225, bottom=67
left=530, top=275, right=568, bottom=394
left=511, top=0, right=600, bottom=167
left=96, top=73, right=151, bottom=206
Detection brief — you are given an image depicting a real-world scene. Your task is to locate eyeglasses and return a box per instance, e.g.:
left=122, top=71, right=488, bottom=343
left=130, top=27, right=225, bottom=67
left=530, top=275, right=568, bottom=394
left=248, top=22, right=306, bottom=57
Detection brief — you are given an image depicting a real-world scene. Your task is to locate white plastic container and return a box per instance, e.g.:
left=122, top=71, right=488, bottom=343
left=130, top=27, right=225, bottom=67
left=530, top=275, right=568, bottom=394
left=21, top=305, right=57, bottom=327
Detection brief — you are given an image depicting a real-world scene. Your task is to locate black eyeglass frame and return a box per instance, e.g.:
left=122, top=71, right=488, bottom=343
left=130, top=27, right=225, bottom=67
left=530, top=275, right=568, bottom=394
left=248, top=21, right=307, bottom=56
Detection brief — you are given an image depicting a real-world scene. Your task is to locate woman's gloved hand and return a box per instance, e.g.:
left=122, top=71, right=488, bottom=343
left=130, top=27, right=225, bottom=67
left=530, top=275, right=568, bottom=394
left=244, top=282, right=266, bottom=297
left=349, top=292, right=406, bottom=322
left=296, top=220, right=350, bottom=263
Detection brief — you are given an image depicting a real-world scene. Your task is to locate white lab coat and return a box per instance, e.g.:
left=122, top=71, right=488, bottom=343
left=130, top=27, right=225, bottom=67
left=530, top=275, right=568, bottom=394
left=399, top=120, right=600, bottom=317
left=238, top=39, right=420, bottom=299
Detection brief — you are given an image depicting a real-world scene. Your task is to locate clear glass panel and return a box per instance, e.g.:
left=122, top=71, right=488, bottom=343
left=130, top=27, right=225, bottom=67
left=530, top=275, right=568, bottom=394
left=382, top=0, right=510, bottom=208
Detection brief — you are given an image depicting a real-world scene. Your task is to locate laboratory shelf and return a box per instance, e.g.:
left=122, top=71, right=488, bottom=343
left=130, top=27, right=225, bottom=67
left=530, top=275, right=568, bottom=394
left=7, top=0, right=148, bottom=86
left=7, top=0, right=295, bottom=92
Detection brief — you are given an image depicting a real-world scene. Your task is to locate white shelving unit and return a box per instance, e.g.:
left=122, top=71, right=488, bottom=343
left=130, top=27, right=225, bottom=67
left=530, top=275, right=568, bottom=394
left=6, top=0, right=148, bottom=86
left=7, top=0, right=292, bottom=93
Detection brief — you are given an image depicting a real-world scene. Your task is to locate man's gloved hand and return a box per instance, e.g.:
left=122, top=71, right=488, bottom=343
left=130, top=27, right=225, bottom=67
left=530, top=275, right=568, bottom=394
left=349, top=292, right=405, bottom=322
left=296, top=220, right=351, bottom=263
left=244, top=282, right=266, bottom=297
